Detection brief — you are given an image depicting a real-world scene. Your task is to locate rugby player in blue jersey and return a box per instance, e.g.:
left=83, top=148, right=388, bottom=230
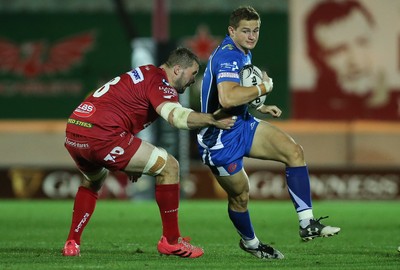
left=197, top=6, right=340, bottom=260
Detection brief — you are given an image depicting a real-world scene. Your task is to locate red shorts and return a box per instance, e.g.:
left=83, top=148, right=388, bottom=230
left=65, top=131, right=142, bottom=173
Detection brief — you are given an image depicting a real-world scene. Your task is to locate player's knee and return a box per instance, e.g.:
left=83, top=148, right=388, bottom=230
left=161, top=154, right=179, bottom=176
left=288, top=143, right=305, bottom=165
left=81, top=168, right=109, bottom=192
left=229, top=192, right=249, bottom=211
left=154, top=154, right=180, bottom=185
left=143, top=147, right=168, bottom=176
left=294, top=143, right=305, bottom=159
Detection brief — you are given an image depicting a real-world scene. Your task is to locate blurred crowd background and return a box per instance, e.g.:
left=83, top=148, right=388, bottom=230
left=1, top=0, right=399, bottom=200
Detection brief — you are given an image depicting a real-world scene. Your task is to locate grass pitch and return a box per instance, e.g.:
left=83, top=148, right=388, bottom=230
left=0, top=200, right=399, bottom=269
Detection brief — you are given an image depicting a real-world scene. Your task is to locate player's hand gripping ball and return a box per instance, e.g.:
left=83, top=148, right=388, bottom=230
left=239, top=64, right=266, bottom=109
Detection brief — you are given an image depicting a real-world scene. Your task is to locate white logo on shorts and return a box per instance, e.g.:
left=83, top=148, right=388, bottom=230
left=104, top=146, right=124, bottom=162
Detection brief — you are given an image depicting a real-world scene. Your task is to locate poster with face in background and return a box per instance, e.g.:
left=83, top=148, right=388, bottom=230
left=290, top=0, right=400, bottom=120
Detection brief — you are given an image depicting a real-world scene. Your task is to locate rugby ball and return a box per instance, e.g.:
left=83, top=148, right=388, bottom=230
left=239, top=64, right=266, bottom=108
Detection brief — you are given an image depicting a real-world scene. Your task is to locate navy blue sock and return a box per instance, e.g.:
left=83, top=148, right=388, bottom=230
left=285, top=166, right=312, bottom=213
left=228, top=208, right=255, bottom=240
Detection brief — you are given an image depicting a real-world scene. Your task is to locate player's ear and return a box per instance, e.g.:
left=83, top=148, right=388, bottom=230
left=173, top=65, right=181, bottom=76
left=228, top=26, right=235, bottom=36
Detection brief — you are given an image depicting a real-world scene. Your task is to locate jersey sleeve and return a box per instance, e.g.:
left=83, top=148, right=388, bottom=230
left=214, top=50, right=242, bottom=85
left=147, top=72, right=179, bottom=112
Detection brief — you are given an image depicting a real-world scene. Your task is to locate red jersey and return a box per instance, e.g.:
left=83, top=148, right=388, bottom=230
left=66, top=65, right=179, bottom=139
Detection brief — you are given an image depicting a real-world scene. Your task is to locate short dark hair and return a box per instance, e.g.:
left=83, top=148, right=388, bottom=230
left=165, top=47, right=200, bottom=69
left=229, top=6, right=260, bottom=29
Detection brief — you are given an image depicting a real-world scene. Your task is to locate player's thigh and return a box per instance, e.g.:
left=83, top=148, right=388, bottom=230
left=124, top=140, right=156, bottom=173
left=124, top=140, right=169, bottom=176
left=215, top=168, right=249, bottom=197
left=249, top=120, right=297, bottom=162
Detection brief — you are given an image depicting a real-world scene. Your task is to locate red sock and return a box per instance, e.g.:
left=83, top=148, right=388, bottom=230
left=155, top=183, right=181, bottom=244
left=66, top=186, right=98, bottom=245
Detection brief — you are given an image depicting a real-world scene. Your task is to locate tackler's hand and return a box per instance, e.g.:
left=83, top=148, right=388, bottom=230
left=212, top=108, right=237, bottom=129
left=126, top=172, right=142, bottom=183
left=212, top=108, right=231, bottom=120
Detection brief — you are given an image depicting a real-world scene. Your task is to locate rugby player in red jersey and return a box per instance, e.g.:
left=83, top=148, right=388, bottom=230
left=62, top=47, right=236, bottom=258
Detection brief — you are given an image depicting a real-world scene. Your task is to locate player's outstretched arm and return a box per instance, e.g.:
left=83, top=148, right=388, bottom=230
left=157, top=102, right=236, bottom=130
left=187, top=110, right=237, bottom=130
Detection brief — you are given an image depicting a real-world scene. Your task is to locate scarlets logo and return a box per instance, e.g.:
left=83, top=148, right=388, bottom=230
left=73, top=101, right=96, bottom=117
left=0, top=32, right=95, bottom=78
